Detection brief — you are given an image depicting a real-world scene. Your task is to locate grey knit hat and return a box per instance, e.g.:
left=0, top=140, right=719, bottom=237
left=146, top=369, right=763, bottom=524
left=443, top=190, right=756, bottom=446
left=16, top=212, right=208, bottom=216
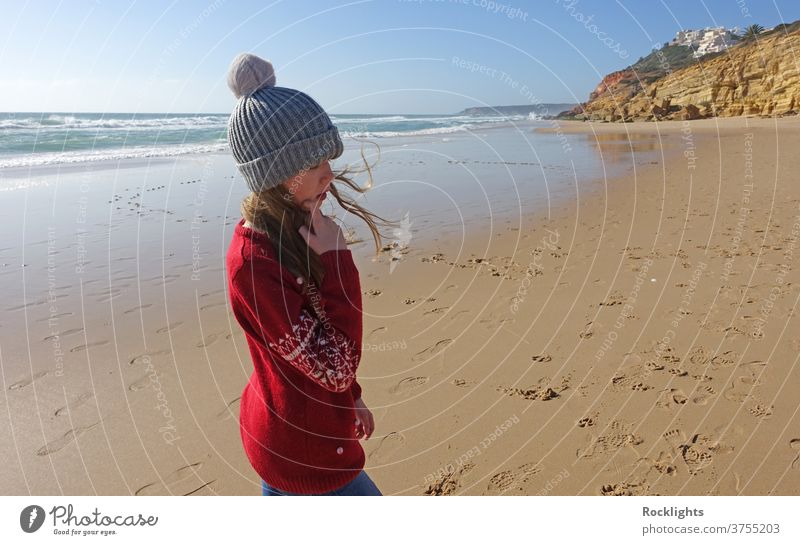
left=226, top=53, right=344, bottom=193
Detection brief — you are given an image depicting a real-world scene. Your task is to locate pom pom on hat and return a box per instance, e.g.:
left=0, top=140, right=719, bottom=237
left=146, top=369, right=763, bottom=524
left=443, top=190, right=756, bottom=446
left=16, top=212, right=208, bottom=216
left=226, top=53, right=344, bottom=193
left=227, top=53, right=276, bottom=99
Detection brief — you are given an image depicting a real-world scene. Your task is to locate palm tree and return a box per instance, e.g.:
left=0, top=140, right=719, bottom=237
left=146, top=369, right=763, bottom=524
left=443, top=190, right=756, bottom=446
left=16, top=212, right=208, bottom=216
left=733, top=24, right=765, bottom=42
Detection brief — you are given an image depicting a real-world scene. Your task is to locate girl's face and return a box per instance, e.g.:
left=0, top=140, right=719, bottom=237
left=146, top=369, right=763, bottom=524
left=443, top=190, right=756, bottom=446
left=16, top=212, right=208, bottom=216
left=282, top=159, right=334, bottom=212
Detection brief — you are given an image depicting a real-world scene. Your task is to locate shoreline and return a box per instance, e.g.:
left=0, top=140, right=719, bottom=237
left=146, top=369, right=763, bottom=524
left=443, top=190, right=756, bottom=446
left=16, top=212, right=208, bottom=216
left=536, top=114, right=800, bottom=134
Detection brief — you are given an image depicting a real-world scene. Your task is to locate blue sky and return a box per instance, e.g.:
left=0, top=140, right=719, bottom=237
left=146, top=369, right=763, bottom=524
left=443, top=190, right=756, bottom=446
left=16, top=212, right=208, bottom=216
left=1, top=0, right=798, bottom=114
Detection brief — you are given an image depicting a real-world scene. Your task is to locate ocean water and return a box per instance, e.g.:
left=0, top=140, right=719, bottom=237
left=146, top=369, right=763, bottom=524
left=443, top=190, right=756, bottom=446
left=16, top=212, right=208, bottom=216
left=0, top=113, right=669, bottom=248
left=0, top=111, right=540, bottom=169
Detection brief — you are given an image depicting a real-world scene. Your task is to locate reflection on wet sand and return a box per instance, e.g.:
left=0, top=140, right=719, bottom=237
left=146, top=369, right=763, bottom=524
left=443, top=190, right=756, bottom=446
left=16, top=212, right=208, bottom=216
left=582, top=132, right=666, bottom=164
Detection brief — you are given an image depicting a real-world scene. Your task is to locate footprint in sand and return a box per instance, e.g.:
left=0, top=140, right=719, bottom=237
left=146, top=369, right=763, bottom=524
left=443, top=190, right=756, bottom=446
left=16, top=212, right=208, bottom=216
left=411, top=339, right=452, bottom=363
left=128, top=375, right=155, bottom=392
left=666, top=432, right=712, bottom=475
left=196, top=332, right=225, bottom=348
left=486, top=462, right=542, bottom=493
left=667, top=367, right=689, bottom=377
left=134, top=462, right=205, bottom=496
left=37, top=421, right=101, bottom=456
left=478, top=312, right=515, bottom=330
left=8, top=370, right=49, bottom=391
left=422, top=306, right=450, bottom=316
left=54, top=392, right=94, bottom=417
left=69, top=340, right=109, bottom=353
left=597, top=291, right=625, bottom=307
left=199, top=301, right=227, bottom=311
left=741, top=359, right=768, bottom=371
left=790, top=439, right=800, bottom=471
left=199, top=288, right=226, bottom=298
left=723, top=375, right=758, bottom=403
left=748, top=400, right=774, bottom=418
left=94, top=289, right=124, bottom=303
left=636, top=451, right=678, bottom=477
left=498, top=377, right=562, bottom=401
left=5, top=299, right=48, bottom=312
left=656, top=388, right=689, bottom=410
left=148, top=274, right=181, bottom=286
left=710, top=350, right=739, bottom=369
left=442, top=309, right=471, bottom=331
left=658, top=349, right=682, bottom=366
left=182, top=480, right=219, bottom=496
left=577, top=413, right=599, bottom=428
left=389, top=376, right=429, bottom=395
left=156, top=321, right=184, bottom=334
left=37, top=312, right=73, bottom=322
left=129, top=348, right=172, bottom=366
left=368, top=431, right=405, bottom=462
left=577, top=420, right=643, bottom=459
left=690, top=386, right=716, bottom=405
left=579, top=321, right=594, bottom=339
left=123, top=304, right=153, bottom=315
left=215, top=397, right=241, bottom=421
left=688, top=346, right=711, bottom=366
left=610, top=363, right=653, bottom=392
left=487, top=470, right=516, bottom=493
left=42, top=328, right=84, bottom=342
left=663, top=429, right=733, bottom=476
left=424, top=462, right=475, bottom=496
left=600, top=480, right=650, bottom=496
left=530, top=354, right=552, bottom=363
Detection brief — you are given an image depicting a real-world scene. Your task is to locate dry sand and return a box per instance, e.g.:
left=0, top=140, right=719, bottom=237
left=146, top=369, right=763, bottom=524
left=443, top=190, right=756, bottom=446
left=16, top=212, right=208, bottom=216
left=2, top=116, right=799, bottom=495
left=361, top=116, right=800, bottom=495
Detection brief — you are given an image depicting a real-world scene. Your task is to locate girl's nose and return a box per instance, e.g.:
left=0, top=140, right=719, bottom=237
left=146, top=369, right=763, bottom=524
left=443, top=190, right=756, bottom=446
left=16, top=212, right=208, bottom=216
left=321, top=159, right=333, bottom=176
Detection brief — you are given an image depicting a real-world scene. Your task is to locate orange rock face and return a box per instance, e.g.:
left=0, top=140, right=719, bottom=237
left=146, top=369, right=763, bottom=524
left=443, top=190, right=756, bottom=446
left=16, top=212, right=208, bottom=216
left=571, top=26, right=800, bottom=122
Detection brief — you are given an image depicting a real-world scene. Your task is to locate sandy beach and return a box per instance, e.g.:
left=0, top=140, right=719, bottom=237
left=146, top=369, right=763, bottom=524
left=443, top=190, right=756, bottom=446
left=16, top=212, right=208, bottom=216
left=1, top=115, right=799, bottom=495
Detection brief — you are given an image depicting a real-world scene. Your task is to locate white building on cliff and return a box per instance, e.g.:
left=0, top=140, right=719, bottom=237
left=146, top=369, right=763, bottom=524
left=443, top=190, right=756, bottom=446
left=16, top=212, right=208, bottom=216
left=670, top=27, right=741, bottom=58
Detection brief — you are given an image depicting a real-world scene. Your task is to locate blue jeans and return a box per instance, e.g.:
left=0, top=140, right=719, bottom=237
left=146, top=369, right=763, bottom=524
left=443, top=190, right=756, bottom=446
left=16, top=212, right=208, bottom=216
left=261, top=470, right=382, bottom=496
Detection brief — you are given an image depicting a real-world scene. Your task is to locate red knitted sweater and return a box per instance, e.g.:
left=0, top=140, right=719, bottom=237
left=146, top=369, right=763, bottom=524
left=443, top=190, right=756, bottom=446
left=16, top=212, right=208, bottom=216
left=226, top=218, right=365, bottom=494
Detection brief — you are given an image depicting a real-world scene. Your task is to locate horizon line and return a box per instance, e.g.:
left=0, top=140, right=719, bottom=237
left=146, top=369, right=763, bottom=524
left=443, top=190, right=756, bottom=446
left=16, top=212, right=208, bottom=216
left=0, top=104, right=578, bottom=116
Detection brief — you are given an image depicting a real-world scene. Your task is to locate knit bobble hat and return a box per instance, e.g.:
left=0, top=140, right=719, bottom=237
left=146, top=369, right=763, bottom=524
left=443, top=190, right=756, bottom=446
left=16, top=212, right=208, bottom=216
left=226, top=52, right=344, bottom=193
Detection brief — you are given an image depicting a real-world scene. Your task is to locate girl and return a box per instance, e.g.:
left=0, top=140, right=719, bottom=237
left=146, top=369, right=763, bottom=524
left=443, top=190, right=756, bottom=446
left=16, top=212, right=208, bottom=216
left=224, top=53, right=396, bottom=495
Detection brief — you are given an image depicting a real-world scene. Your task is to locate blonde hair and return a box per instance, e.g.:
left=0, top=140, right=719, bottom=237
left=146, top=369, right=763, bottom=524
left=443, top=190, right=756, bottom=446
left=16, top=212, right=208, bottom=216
left=241, top=142, right=398, bottom=291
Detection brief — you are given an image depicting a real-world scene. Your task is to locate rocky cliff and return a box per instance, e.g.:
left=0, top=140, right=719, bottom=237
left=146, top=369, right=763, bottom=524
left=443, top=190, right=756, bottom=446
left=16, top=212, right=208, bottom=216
left=561, top=21, right=800, bottom=122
